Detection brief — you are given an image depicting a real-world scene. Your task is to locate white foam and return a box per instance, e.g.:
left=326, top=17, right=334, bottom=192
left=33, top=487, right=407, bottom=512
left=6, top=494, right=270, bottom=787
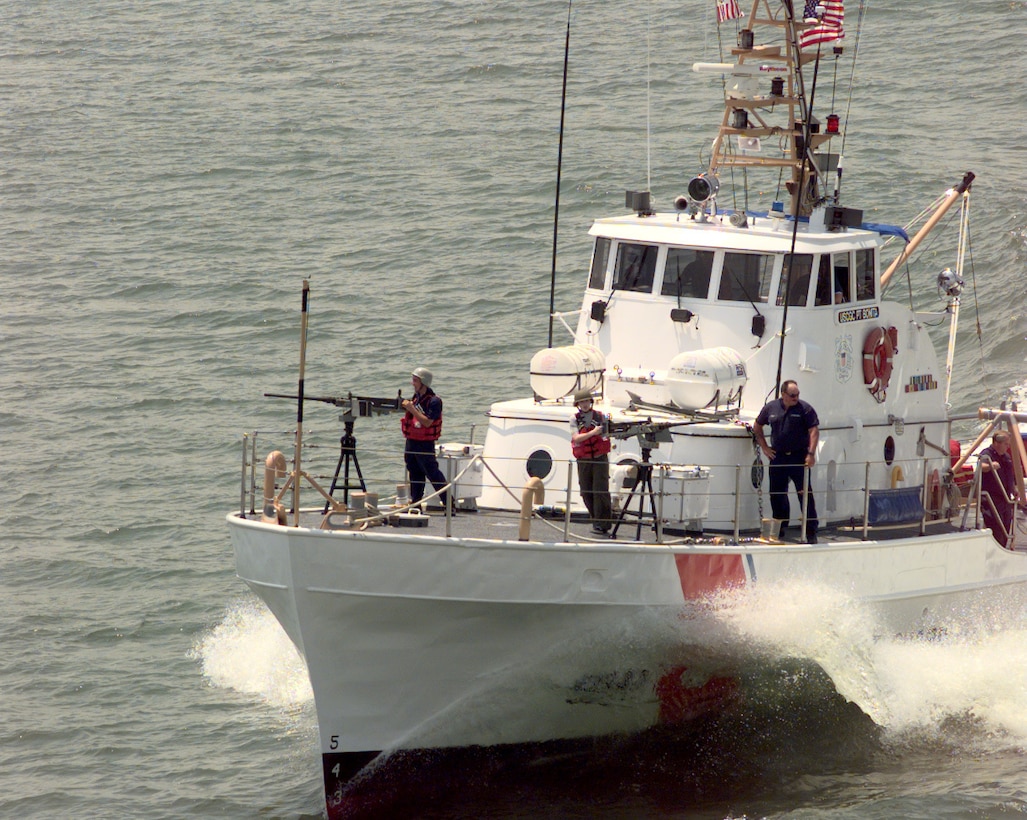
left=193, top=599, right=313, bottom=708
left=709, top=580, right=1027, bottom=746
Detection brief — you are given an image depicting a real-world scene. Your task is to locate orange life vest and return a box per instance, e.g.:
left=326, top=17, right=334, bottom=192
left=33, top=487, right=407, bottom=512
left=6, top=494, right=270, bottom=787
left=401, top=390, right=443, bottom=442
left=572, top=409, right=612, bottom=459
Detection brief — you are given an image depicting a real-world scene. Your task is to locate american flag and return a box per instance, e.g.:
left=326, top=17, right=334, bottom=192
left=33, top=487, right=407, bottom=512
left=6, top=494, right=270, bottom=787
left=799, top=1, right=844, bottom=49
left=717, top=0, right=744, bottom=23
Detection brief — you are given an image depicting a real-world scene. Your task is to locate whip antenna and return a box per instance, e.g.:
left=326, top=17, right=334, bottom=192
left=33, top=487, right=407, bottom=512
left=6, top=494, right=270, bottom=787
left=292, top=279, right=310, bottom=526
left=548, top=0, right=573, bottom=348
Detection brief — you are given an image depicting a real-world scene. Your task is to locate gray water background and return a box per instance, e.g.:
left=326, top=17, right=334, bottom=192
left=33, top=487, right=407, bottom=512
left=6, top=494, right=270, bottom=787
left=3, top=1, right=1027, bottom=817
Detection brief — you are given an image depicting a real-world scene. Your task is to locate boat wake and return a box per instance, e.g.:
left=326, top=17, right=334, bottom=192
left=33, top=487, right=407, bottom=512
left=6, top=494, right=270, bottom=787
left=705, top=579, right=1027, bottom=748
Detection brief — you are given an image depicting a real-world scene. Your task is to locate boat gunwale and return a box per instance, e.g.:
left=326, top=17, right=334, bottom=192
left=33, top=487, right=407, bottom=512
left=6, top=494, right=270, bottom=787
left=226, top=509, right=1008, bottom=557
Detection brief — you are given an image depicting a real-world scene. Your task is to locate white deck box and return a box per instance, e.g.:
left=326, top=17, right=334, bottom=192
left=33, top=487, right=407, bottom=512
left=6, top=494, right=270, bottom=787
left=438, top=443, right=485, bottom=502
left=658, top=465, right=711, bottom=531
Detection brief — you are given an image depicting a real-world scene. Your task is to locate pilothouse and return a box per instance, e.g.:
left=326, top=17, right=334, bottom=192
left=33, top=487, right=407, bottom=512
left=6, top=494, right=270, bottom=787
left=487, top=193, right=897, bottom=531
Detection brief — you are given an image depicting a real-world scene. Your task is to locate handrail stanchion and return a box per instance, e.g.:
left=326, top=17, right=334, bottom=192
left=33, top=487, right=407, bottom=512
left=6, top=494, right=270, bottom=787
left=246, top=433, right=258, bottom=517
left=656, top=465, right=665, bottom=544
left=734, top=465, right=742, bottom=543
left=249, top=433, right=259, bottom=515
left=862, top=461, right=871, bottom=540
left=445, top=456, right=454, bottom=537
left=920, top=458, right=929, bottom=536
left=974, top=464, right=982, bottom=529
left=800, top=464, right=809, bottom=542
left=960, top=471, right=978, bottom=531
left=565, top=461, right=573, bottom=541
left=241, top=434, right=249, bottom=516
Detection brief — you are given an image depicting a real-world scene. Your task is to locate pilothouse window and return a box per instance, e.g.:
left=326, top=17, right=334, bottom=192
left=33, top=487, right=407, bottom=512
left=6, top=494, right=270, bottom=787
left=814, top=253, right=850, bottom=306
left=662, top=248, right=713, bottom=298
left=613, top=242, right=658, bottom=293
left=855, top=248, right=876, bottom=301
left=776, top=254, right=813, bottom=306
left=589, top=237, right=611, bottom=290
left=718, top=252, right=773, bottom=303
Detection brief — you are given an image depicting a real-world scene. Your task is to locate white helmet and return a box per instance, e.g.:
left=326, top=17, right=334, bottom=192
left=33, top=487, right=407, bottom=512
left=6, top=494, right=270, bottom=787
left=411, top=366, right=433, bottom=387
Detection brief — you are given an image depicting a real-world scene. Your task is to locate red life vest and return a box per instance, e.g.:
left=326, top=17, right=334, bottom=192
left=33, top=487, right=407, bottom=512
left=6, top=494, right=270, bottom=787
left=572, top=409, right=612, bottom=459
left=401, top=390, right=443, bottom=441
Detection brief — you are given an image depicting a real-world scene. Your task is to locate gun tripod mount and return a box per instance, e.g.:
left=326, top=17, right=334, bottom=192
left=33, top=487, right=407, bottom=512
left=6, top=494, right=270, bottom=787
left=325, top=393, right=404, bottom=509
left=262, top=390, right=402, bottom=510
left=608, top=421, right=675, bottom=542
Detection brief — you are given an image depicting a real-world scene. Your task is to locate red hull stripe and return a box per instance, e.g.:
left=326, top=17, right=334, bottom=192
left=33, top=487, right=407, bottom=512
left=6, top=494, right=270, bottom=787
left=673, top=553, right=747, bottom=599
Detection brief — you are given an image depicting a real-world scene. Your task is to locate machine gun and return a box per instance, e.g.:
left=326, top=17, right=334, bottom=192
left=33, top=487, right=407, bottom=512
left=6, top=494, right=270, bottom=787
left=607, top=417, right=688, bottom=447
left=264, top=391, right=404, bottom=419
left=264, top=390, right=404, bottom=507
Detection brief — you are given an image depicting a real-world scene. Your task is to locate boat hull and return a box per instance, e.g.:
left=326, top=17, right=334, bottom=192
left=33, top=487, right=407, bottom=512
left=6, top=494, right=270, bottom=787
left=228, top=511, right=1027, bottom=812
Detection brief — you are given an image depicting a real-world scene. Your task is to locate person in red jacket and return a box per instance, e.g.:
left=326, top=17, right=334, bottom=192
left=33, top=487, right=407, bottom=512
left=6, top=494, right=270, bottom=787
left=401, top=367, right=448, bottom=510
left=570, top=389, right=613, bottom=534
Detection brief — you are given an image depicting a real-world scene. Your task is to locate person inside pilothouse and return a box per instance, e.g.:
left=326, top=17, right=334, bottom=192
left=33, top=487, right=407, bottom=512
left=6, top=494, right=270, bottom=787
left=815, top=254, right=851, bottom=306
left=613, top=243, right=657, bottom=293
left=754, top=380, right=820, bottom=543
left=662, top=248, right=714, bottom=299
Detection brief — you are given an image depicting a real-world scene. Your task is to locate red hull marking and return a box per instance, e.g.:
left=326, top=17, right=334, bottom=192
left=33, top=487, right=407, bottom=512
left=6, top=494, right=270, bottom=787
left=673, top=553, right=746, bottom=600
left=655, top=665, right=740, bottom=724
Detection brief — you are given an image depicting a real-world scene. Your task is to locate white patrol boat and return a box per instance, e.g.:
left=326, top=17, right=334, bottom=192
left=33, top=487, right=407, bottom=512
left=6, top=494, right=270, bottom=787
left=227, top=3, right=1027, bottom=816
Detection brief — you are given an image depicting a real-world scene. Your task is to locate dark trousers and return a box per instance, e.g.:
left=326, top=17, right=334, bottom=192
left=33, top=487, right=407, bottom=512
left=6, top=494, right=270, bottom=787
left=576, top=455, right=612, bottom=529
left=768, top=453, right=818, bottom=535
left=405, top=440, right=448, bottom=505
left=982, top=496, right=1014, bottom=546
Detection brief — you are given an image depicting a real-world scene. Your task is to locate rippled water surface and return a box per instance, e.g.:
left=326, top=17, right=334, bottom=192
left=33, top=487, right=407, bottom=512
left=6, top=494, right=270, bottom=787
left=3, top=1, right=1027, bottom=817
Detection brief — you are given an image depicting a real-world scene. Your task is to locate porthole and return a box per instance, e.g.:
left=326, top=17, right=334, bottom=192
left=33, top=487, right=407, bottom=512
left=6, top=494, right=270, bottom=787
left=526, top=449, right=553, bottom=480
left=884, top=435, right=895, bottom=465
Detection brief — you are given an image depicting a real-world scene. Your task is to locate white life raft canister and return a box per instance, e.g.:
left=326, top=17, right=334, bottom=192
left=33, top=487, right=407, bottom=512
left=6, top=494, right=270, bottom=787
left=529, top=344, right=606, bottom=400
left=666, top=347, right=747, bottom=411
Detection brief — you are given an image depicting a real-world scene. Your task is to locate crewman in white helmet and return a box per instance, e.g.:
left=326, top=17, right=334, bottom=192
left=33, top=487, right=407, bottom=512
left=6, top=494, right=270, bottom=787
left=401, top=367, right=449, bottom=510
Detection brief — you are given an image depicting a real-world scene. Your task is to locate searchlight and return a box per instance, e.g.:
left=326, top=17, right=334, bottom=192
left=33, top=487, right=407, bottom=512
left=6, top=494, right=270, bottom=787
left=687, top=175, right=719, bottom=204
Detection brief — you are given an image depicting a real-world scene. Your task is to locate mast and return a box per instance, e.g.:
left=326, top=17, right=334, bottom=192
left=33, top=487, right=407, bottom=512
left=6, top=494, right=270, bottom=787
left=697, top=1, right=843, bottom=215
left=942, top=182, right=973, bottom=407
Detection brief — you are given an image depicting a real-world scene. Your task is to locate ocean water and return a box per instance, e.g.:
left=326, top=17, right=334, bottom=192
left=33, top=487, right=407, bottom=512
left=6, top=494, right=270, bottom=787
left=2, top=1, right=1027, bottom=817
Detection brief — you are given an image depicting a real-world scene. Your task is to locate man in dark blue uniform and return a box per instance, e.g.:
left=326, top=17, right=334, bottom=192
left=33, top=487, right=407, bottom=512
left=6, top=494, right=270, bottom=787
left=979, top=429, right=1016, bottom=547
left=754, top=380, right=820, bottom=543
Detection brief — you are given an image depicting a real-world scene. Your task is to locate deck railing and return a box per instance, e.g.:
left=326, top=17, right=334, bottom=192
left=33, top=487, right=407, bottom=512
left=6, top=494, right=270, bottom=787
left=236, top=427, right=1008, bottom=544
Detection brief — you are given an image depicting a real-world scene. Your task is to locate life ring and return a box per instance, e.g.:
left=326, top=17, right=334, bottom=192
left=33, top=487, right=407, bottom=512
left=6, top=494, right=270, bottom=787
left=862, top=326, right=894, bottom=402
